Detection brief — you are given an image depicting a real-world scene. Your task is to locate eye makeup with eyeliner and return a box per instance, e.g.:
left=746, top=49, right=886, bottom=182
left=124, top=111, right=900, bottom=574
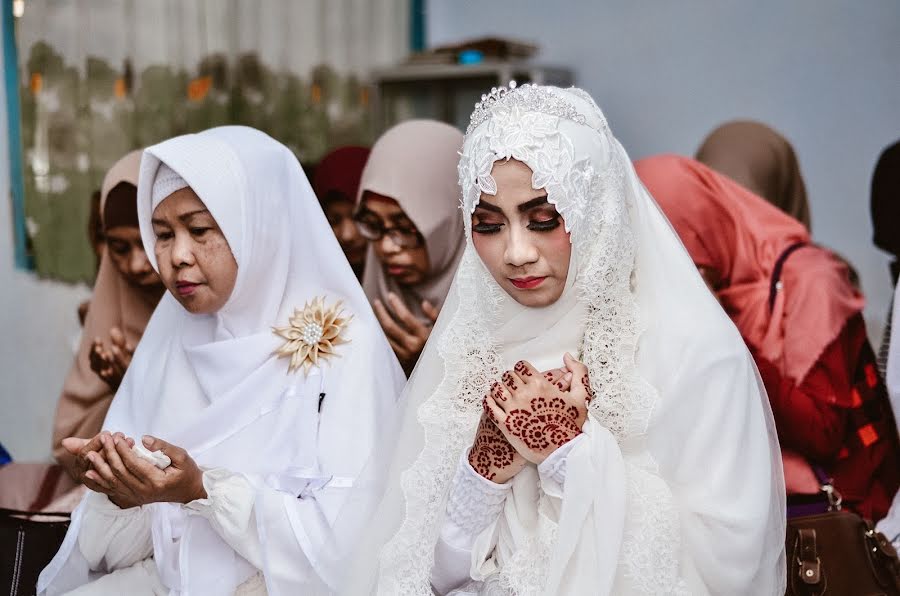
left=471, top=195, right=561, bottom=235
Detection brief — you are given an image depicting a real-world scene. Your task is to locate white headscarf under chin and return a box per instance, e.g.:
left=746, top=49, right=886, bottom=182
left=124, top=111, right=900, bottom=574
left=342, top=86, right=786, bottom=595
left=38, top=126, right=405, bottom=595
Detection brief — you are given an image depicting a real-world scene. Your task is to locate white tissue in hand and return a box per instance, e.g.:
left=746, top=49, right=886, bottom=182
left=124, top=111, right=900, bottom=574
left=131, top=443, right=171, bottom=469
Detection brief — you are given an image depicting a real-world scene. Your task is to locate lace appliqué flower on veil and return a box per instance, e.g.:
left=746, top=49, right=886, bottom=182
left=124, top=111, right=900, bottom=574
left=460, top=103, right=592, bottom=244
left=273, top=296, right=351, bottom=374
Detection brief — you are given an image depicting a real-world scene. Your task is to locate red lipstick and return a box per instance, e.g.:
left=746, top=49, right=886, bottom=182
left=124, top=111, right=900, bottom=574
left=509, top=276, right=546, bottom=290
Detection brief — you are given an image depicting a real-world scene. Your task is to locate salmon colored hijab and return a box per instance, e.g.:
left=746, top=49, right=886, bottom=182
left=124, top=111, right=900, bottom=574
left=52, top=150, right=159, bottom=465
left=696, top=120, right=811, bottom=229
left=357, top=120, right=465, bottom=324
left=636, top=154, right=863, bottom=389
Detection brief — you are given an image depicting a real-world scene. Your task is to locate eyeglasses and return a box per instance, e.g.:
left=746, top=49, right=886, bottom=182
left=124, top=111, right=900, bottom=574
left=354, top=211, right=424, bottom=249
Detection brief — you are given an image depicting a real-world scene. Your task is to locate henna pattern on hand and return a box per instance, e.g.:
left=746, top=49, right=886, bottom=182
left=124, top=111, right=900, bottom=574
left=504, top=397, right=582, bottom=450
left=514, top=361, right=533, bottom=377
left=583, top=374, right=595, bottom=402
left=483, top=397, right=497, bottom=423
left=544, top=371, right=555, bottom=381
left=502, top=371, right=518, bottom=391
left=490, top=381, right=506, bottom=402
left=469, top=415, right=518, bottom=481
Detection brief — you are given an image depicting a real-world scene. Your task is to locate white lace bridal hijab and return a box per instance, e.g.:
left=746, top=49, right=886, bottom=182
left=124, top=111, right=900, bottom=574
left=339, top=85, right=786, bottom=595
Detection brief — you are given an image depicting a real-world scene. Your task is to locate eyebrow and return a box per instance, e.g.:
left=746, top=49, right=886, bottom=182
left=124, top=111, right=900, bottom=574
left=388, top=213, right=414, bottom=225
left=150, top=209, right=210, bottom=227
left=474, top=200, right=502, bottom=213
left=475, top=195, right=549, bottom=214
left=517, top=195, right=549, bottom=212
left=179, top=209, right=210, bottom=222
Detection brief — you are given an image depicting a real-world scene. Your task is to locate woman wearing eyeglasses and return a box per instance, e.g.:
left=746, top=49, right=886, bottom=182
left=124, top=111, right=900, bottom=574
left=355, top=120, right=466, bottom=373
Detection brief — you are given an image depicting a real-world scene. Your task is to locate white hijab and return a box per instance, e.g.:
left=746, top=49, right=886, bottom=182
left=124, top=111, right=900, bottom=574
left=38, top=126, right=405, bottom=595
left=343, top=86, right=786, bottom=595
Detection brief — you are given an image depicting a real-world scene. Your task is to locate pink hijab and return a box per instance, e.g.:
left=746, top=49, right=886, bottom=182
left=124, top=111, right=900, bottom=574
left=357, top=120, right=465, bottom=324
left=636, top=154, right=863, bottom=388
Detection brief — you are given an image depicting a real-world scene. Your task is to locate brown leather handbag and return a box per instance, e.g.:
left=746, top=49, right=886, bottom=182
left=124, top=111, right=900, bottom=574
left=785, top=487, right=900, bottom=595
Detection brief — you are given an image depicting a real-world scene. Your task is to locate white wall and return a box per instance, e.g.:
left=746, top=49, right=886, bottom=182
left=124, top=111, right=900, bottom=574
left=428, top=0, right=900, bottom=340
left=0, top=32, right=90, bottom=461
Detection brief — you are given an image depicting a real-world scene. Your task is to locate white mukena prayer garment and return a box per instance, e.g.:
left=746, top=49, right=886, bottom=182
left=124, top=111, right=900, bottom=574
left=38, top=126, right=405, bottom=595
left=339, top=85, right=786, bottom=595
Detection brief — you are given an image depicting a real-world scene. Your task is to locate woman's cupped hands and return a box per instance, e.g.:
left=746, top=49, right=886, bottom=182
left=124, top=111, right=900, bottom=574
left=61, top=432, right=206, bottom=509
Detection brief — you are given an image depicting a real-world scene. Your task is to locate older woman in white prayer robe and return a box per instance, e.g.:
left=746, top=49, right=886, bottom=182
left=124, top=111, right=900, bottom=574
left=339, top=85, right=786, bottom=595
left=37, top=126, right=405, bottom=595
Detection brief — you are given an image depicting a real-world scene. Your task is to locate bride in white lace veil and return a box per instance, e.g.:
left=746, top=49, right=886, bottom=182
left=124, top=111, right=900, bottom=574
left=338, top=84, right=786, bottom=595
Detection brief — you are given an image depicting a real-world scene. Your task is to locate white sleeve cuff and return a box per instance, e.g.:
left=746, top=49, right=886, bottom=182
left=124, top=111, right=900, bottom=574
left=183, top=468, right=255, bottom=534
left=441, top=450, right=512, bottom=550
left=537, top=434, right=585, bottom=496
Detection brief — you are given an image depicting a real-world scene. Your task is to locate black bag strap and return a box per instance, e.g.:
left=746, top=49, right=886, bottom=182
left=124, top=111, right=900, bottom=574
left=769, top=242, right=808, bottom=313
left=0, top=507, right=70, bottom=520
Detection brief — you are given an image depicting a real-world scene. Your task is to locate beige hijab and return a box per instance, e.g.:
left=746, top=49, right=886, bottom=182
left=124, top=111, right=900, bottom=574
left=357, top=120, right=465, bottom=324
left=696, top=120, right=811, bottom=229
left=51, top=150, right=159, bottom=466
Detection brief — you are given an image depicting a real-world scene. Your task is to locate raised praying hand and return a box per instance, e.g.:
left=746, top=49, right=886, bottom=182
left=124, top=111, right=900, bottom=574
left=485, top=353, right=593, bottom=465
left=372, top=292, right=438, bottom=370
left=88, top=326, right=135, bottom=390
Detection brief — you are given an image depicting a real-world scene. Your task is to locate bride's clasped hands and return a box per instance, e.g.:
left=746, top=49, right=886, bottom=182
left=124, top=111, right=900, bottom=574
left=469, top=352, right=594, bottom=483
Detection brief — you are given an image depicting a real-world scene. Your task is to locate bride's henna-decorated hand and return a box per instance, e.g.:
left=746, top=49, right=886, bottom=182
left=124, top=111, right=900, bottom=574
left=468, top=365, right=579, bottom=482
left=468, top=409, right=527, bottom=483
left=486, top=353, right=593, bottom=465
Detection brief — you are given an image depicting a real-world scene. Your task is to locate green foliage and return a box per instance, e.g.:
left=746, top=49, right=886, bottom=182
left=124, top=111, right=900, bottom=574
left=17, top=44, right=373, bottom=283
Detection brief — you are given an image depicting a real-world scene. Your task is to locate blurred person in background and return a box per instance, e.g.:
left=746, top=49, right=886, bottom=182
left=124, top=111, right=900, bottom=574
left=639, top=154, right=900, bottom=522
left=696, top=119, right=861, bottom=289
left=79, top=189, right=105, bottom=325
left=872, top=139, right=900, bottom=379
left=0, top=150, right=164, bottom=512
left=53, top=150, right=165, bottom=482
left=313, top=146, right=371, bottom=280
left=696, top=120, right=810, bottom=227
left=355, top=120, right=465, bottom=373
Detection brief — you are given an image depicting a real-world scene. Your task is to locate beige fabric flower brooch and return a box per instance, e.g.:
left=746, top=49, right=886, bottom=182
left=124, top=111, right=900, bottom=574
left=273, top=296, right=352, bottom=374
